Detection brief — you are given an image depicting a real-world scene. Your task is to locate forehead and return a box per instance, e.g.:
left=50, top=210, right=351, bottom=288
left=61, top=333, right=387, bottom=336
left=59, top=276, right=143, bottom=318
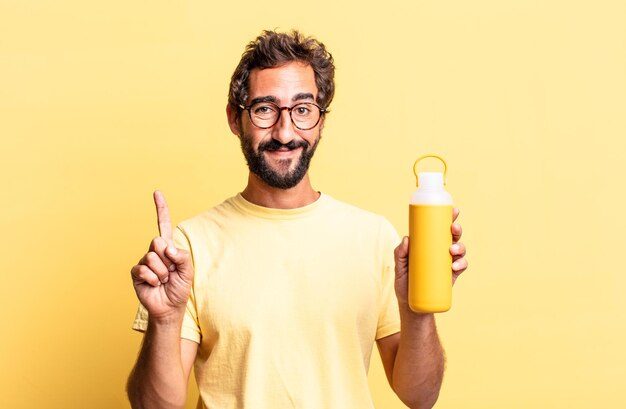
left=247, top=61, right=317, bottom=102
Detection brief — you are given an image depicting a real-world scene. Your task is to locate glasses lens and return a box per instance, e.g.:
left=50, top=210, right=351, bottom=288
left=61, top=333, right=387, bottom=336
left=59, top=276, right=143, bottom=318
left=249, top=102, right=280, bottom=128
left=291, top=103, right=320, bottom=130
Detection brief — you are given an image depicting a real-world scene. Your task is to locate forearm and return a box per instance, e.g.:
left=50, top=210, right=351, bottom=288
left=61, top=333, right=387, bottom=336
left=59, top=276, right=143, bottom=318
left=127, top=316, right=188, bottom=409
left=392, top=312, right=445, bottom=409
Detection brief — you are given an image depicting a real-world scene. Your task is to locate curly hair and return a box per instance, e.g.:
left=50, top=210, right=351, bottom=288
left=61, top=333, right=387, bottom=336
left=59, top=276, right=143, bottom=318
left=228, top=29, right=335, bottom=110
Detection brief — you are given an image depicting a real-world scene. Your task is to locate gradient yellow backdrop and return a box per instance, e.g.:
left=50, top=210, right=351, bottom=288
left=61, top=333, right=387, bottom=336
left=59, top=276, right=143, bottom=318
left=2, top=1, right=625, bottom=408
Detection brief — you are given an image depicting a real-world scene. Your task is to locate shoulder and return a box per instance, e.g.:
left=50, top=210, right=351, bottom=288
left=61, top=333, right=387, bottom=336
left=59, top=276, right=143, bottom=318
left=321, top=194, right=398, bottom=238
left=174, top=196, right=241, bottom=241
left=322, top=194, right=377, bottom=217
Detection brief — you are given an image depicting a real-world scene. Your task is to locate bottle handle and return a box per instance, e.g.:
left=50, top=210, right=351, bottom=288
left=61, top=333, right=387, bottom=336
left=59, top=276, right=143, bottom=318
left=413, top=155, right=448, bottom=186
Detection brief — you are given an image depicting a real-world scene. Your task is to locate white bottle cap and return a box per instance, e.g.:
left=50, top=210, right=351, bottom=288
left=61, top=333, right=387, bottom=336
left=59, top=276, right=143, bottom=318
left=418, top=172, right=444, bottom=188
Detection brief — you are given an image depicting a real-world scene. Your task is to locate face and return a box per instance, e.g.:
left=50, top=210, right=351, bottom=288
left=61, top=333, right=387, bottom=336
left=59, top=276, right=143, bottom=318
left=228, top=62, right=323, bottom=189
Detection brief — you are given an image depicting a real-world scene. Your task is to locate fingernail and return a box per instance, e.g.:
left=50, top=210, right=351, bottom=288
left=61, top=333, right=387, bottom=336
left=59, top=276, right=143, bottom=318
left=162, top=275, right=169, bottom=284
left=168, top=264, right=176, bottom=272
left=451, top=244, right=460, bottom=252
left=452, top=261, right=460, bottom=270
left=167, top=246, right=178, bottom=256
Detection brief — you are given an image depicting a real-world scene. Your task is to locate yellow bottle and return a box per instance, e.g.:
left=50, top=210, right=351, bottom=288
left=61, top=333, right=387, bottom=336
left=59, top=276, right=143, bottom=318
left=409, top=155, right=453, bottom=313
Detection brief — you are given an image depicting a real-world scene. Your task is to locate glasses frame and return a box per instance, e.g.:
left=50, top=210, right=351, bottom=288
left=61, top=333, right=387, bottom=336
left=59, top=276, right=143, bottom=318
left=238, top=101, right=327, bottom=131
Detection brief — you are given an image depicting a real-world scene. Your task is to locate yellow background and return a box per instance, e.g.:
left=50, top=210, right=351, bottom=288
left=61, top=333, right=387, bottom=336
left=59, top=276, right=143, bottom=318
left=2, top=1, right=625, bottom=408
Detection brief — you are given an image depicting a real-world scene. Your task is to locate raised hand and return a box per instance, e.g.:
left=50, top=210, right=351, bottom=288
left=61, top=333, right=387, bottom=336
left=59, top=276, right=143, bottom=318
left=130, top=191, right=194, bottom=321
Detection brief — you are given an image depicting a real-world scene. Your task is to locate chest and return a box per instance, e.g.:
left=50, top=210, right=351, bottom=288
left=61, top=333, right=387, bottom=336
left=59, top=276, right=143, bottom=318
left=192, top=222, right=382, bottom=344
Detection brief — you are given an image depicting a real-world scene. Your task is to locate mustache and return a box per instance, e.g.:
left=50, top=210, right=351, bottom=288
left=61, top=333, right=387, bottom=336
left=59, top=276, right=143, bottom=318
left=258, top=139, right=309, bottom=152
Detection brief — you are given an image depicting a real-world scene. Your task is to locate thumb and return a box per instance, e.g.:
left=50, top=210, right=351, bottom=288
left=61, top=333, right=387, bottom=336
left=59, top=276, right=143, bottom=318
left=394, top=236, right=409, bottom=260
left=165, top=246, right=193, bottom=278
left=394, top=236, right=409, bottom=275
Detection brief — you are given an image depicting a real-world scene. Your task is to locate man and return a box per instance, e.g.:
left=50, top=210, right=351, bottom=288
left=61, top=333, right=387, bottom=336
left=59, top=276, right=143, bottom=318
left=127, top=30, right=467, bottom=409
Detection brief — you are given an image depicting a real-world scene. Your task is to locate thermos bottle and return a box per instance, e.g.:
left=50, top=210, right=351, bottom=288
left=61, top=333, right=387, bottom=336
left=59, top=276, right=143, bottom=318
left=409, top=155, right=453, bottom=313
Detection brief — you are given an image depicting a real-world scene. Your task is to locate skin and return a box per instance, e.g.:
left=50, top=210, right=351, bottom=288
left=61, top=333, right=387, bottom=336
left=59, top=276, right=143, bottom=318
left=378, top=208, right=467, bottom=409
left=227, top=62, right=324, bottom=209
left=127, top=191, right=197, bottom=409
left=127, top=61, right=468, bottom=409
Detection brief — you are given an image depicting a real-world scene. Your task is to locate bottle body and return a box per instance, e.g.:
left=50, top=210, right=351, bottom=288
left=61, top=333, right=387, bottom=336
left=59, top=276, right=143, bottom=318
left=408, top=203, right=453, bottom=312
left=408, top=170, right=453, bottom=313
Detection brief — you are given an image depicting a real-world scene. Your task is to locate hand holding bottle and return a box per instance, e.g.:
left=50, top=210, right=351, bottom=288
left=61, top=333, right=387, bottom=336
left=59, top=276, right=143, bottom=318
left=394, top=208, right=467, bottom=312
left=130, top=191, right=194, bottom=321
left=396, top=155, right=468, bottom=313
left=450, top=208, right=467, bottom=285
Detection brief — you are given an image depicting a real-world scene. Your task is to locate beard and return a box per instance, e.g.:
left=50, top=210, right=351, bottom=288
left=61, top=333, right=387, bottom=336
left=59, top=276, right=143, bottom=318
left=240, top=133, right=320, bottom=190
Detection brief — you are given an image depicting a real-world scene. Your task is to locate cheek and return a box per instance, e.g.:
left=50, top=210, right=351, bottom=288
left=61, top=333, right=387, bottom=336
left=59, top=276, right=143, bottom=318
left=241, top=126, right=273, bottom=149
left=304, top=129, right=322, bottom=144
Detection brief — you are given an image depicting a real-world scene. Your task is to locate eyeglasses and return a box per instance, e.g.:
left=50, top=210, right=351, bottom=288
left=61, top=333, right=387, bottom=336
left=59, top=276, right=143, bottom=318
left=239, top=101, right=327, bottom=130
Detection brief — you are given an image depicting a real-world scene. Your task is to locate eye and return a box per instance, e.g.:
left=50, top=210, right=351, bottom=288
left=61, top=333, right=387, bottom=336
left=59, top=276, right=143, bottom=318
left=293, top=104, right=312, bottom=116
left=252, top=104, right=277, bottom=116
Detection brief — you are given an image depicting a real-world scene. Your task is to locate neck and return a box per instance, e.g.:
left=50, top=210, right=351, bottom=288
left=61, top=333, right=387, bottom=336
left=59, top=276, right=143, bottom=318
left=241, top=173, right=320, bottom=209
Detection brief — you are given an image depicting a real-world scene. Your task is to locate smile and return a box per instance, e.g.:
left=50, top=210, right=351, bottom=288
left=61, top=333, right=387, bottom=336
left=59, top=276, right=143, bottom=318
left=265, top=146, right=302, bottom=158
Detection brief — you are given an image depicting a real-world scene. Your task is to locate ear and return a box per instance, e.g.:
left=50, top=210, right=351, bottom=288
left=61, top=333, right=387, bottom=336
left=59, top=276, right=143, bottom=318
left=226, top=104, right=242, bottom=136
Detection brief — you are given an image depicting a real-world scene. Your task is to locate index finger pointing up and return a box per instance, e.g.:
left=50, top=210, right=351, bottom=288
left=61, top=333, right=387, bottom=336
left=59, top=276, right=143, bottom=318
left=153, top=190, right=173, bottom=245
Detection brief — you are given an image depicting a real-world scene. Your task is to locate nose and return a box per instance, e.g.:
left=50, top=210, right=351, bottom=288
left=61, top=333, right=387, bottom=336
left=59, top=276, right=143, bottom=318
left=271, top=108, right=296, bottom=144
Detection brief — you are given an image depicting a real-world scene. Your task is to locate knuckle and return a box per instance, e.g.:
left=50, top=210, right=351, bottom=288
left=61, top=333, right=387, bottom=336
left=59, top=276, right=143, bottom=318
left=394, top=243, right=403, bottom=254
left=139, top=266, right=160, bottom=286
left=149, top=236, right=160, bottom=251
left=145, top=251, right=158, bottom=264
left=130, top=264, right=140, bottom=277
left=150, top=236, right=168, bottom=252
left=154, top=236, right=167, bottom=251
left=454, top=259, right=467, bottom=271
left=147, top=252, right=168, bottom=273
left=138, top=253, right=149, bottom=265
left=151, top=251, right=166, bottom=263
left=134, top=265, right=150, bottom=280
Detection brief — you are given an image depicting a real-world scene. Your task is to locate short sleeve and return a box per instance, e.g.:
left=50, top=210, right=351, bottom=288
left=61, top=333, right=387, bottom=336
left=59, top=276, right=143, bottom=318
left=131, top=226, right=201, bottom=344
left=375, top=218, right=401, bottom=340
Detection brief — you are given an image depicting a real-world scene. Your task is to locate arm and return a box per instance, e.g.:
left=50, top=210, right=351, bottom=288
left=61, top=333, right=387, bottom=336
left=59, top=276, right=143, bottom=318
left=127, top=329, right=198, bottom=409
left=378, top=208, right=467, bottom=409
left=377, top=313, right=444, bottom=409
left=127, top=191, right=196, bottom=409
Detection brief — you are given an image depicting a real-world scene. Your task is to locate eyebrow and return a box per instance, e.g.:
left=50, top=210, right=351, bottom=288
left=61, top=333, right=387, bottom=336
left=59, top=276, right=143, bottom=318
left=292, top=93, right=315, bottom=102
left=248, top=93, right=316, bottom=106
left=249, top=95, right=279, bottom=105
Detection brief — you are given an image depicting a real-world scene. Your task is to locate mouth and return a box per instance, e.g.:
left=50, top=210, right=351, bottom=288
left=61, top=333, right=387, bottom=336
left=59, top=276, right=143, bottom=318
left=260, top=139, right=307, bottom=159
left=265, top=146, right=302, bottom=158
